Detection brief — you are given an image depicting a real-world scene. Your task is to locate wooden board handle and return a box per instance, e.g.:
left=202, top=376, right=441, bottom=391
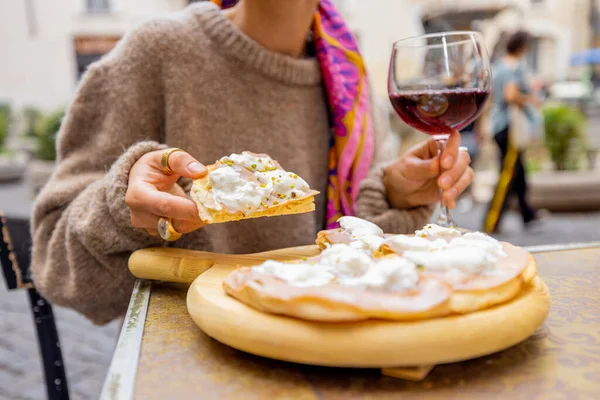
left=128, top=245, right=320, bottom=283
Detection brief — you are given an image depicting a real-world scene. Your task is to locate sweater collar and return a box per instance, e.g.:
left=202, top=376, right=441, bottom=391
left=190, top=2, right=322, bottom=86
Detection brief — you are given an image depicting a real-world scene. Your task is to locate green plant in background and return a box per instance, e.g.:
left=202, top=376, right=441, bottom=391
left=543, top=104, right=589, bottom=171
left=23, top=106, right=42, bottom=137
left=0, top=103, right=11, bottom=151
left=36, top=109, right=65, bottom=161
left=0, top=112, right=7, bottom=151
left=525, top=158, right=543, bottom=174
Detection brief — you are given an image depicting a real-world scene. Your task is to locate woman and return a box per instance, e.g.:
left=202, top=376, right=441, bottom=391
left=31, top=0, right=473, bottom=324
left=483, top=30, right=543, bottom=234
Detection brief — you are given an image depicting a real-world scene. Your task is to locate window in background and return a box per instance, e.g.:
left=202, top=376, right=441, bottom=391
left=86, top=0, right=111, bottom=14
left=73, top=36, right=120, bottom=79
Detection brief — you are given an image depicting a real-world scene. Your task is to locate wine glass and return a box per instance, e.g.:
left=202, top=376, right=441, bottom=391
left=388, top=31, right=492, bottom=228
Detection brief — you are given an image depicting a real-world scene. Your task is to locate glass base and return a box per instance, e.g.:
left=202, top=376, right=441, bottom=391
left=436, top=206, right=456, bottom=228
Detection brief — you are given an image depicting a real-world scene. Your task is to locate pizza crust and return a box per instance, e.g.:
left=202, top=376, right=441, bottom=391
left=447, top=256, right=536, bottom=314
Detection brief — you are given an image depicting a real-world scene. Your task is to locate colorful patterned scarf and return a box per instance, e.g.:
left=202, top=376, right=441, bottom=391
left=212, top=0, right=374, bottom=228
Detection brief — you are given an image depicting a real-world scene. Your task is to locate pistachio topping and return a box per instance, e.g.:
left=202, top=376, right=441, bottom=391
left=206, top=152, right=312, bottom=213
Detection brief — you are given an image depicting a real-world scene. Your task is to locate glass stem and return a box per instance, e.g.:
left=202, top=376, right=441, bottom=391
left=435, top=138, right=456, bottom=228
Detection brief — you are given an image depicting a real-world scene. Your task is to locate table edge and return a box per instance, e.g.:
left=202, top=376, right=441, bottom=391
left=525, top=241, right=600, bottom=253
left=99, top=280, right=152, bottom=400
left=100, top=241, right=599, bottom=399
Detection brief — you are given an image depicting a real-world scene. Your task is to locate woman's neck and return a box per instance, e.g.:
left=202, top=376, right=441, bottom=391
left=224, top=0, right=319, bottom=58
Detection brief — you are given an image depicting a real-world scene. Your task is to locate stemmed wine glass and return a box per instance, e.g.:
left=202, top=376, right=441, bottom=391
left=388, top=31, right=492, bottom=228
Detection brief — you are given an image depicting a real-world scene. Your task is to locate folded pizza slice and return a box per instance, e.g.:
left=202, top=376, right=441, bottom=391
left=191, top=152, right=319, bottom=224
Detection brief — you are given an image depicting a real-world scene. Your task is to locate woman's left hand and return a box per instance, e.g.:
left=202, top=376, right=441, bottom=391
left=383, top=131, right=474, bottom=210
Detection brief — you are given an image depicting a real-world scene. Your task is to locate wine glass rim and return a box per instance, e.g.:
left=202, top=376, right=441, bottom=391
left=392, top=31, right=484, bottom=48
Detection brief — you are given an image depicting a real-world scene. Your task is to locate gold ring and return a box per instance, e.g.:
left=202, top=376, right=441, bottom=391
left=160, top=148, right=184, bottom=175
left=157, top=217, right=182, bottom=241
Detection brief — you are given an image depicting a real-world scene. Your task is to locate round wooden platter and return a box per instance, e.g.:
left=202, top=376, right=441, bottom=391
left=186, top=262, right=551, bottom=370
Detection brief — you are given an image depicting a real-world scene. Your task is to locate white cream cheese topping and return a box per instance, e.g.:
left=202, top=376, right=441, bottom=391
left=415, top=224, right=462, bottom=238
left=399, top=229, right=506, bottom=276
left=252, top=260, right=335, bottom=288
left=254, top=243, right=420, bottom=292
left=255, top=170, right=310, bottom=200
left=384, top=235, right=448, bottom=253
left=318, top=244, right=373, bottom=278
left=206, top=152, right=311, bottom=213
left=448, top=232, right=507, bottom=259
left=227, top=152, right=277, bottom=172
left=349, top=234, right=386, bottom=253
left=403, top=247, right=497, bottom=275
left=251, top=222, right=507, bottom=290
left=340, top=257, right=419, bottom=292
left=208, top=167, right=271, bottom=212
left=338, top=216, right=384, bottom=239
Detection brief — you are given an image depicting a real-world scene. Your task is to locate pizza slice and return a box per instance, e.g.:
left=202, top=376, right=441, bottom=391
left=190, top=152, right=319, bottom=224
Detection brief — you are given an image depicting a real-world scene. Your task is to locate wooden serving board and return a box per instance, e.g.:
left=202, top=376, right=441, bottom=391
left=129, top=246, right=551, bottom=381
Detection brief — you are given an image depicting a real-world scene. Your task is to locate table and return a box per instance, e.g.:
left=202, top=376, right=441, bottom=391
left=100, top=243, right=600, bottom=400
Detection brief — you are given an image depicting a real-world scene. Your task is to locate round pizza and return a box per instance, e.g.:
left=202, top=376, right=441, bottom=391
left=223, top=217, right=537, bottom=322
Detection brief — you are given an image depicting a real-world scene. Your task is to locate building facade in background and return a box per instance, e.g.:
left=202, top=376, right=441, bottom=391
left=336, top=0, right=599, bottom=97
left=0, top=0, right=188, bottom=111
left=1, top=0, right=599, bottom=111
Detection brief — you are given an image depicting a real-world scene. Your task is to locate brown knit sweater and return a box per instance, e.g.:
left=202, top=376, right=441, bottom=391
left=31, top=2, right=433, bottom=324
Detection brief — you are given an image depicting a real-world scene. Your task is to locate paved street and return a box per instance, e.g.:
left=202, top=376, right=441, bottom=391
left=1, top=177, right=599, bottom=399
left=1, top=182, right=120, bottom=400
left=0, top=287, right=120, bottom=400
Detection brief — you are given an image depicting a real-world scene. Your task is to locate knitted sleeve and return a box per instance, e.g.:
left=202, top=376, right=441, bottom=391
left=31, top=21, right=169, bottom=325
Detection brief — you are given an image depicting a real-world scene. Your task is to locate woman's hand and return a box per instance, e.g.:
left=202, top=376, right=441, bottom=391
left=126, top=149, right=208, bottom=236
left=383, top=131, right=474, bottom=210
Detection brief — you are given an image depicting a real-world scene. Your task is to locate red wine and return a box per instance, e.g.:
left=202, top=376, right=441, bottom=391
left=389, top=89, right=489, bottom=135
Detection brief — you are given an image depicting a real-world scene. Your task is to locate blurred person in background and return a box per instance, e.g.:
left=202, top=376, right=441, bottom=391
left=483, top=30, right=546, bottom=234
left=30, top=0, right=473, bottom=324
left=455, top=121, right=481, bottom=212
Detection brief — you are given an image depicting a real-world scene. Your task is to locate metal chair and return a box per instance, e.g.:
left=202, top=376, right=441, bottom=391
left=0, top=213, right=70, bottom=400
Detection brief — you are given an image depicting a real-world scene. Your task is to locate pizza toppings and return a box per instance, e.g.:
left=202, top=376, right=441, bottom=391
left=383, top=235, right=447, bottom=254
left=339, top=257, right=419, bottom=292
left=318, top=244, right=373, bottom=278
left=316, top=216, right=385, bottom=255
left=249, top=243, right=422, bottom=292
left=383, top=229, right=508, bottom=281
left=415, top=224, right=462, bottom=238
left=403, top=247, right=497, bottom=276
left=348, top=235, right=386, bottom=254
left=338, top=216, right=384, bottom=239
left=251, top=260, right=335, bottom=288
left=225, top=152, right=277, bottom=172
left=448, top=232, right=507, bottom=259
left=204, top=152, right=312, bottom=214
left=207, top=167, right=272, bottom=212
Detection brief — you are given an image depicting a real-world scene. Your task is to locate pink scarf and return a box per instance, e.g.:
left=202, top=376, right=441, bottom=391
left=212, top=0, right=374, bottom=228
